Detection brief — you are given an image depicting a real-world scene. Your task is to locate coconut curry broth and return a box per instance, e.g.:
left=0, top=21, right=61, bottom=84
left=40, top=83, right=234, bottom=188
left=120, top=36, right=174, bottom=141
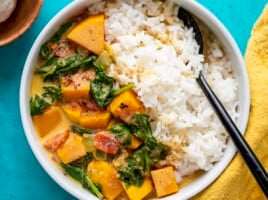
left=28, top=13, right=187, bottom=200
left=30, top=73, right=204, bottom=195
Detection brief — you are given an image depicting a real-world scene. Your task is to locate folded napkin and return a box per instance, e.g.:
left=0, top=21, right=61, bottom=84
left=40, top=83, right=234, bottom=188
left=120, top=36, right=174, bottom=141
left=193, top=5, right=268, bottom=200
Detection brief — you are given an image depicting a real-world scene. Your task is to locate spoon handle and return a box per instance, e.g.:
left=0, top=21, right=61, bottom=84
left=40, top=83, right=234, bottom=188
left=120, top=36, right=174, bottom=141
left=196, top=72, right=268, bottom=197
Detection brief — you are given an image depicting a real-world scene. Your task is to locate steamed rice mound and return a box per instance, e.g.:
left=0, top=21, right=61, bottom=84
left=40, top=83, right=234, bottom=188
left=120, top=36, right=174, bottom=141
left=92, top=0, right=239, bottom=179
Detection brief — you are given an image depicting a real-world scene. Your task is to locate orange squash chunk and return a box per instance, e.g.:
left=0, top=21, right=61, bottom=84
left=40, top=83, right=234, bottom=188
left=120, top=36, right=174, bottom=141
left=80, top=111, right=111, bottom=129
left=61, top=103, right=82, bottom=124
left=67, top=14, right=104, bottom=55
left=61, top=69, right=95, bottom=102
left=61, top=87, right=89, bottom=102
left=33, top=106, right=62, bottom=137
left=87, top=160, right=123, bottom=200
left=129, top=135, right=143, bottom=149
left=109, top=90, right=145, bottom=123
left=151, top=166, right=179, bottom=197
left=57, top=133, right=87, bottom=164
left=122, top=178, right=153, bottom=200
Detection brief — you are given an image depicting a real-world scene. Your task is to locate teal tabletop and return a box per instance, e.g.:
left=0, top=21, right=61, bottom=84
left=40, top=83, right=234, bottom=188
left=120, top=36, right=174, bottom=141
left=0, top=0, right=267, bottom=199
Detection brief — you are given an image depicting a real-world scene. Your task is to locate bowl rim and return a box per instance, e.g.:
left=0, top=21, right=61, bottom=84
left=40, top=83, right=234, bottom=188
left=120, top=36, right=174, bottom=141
left=20, top=0, right=250, bottom=199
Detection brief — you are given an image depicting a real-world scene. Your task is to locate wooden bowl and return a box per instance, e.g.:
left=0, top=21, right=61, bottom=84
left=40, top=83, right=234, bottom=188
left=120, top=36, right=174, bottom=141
left=0, top=0, right=43, bottom=46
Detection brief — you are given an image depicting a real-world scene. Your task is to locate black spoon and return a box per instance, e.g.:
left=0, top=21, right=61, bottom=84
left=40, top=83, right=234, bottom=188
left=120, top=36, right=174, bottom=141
left=178, top=7, right=268, bottom=197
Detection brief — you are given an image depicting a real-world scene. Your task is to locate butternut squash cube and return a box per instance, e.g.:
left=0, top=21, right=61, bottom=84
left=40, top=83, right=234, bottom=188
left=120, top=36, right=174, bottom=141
left=129, top=136, right=143, bottom=149
left=33, top=106, right=62, bottom=137
left=67, top=14, right=104, bottom=55
left=109, top=90, right=145, bottom=123
left=80, top=111, right=111, bottom=129
left=61, top=103, right=82, bottom=124
left=57, top=133, right=87, bottom=164
left=61, top=69, right=95, bottom=102
left=62, top=87, right=89, bottom=102
left=123, top=178, right=153, bottom=200
left=87, top=160, right=123, bottom=200
left=151, top=166, right=179, bottom=197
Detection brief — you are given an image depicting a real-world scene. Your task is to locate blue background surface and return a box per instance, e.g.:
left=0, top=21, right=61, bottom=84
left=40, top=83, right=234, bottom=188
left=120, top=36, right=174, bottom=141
left=0, top=0, right=267, bottom=199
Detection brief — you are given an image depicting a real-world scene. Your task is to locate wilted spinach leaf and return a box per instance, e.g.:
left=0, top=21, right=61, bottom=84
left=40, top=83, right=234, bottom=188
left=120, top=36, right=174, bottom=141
left=61, top=163, right=103, bottom=199
left=70, top=125, right=94, bottom=135
left=30, top=95, right=50, bottom=116
left=118, top=113, right=169, bottom=187
left=40, top=22, right=74, bottom=60
left=109, top=123, right=131, bottom=146
left=90, top=67, right=114, bottom=107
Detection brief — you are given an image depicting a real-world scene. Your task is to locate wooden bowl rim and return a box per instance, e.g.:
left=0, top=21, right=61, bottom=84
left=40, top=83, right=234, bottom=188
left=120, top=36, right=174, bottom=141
left=0, top=0, right=43, bottom=46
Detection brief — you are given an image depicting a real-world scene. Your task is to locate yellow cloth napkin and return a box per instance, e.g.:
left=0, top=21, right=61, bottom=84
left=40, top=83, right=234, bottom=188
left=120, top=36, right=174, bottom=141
left=193, top=5, right=268, bottom=200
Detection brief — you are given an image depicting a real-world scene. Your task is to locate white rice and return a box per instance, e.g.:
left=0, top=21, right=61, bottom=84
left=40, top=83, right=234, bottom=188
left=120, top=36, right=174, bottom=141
left=89, top=0, right=238, bottom=177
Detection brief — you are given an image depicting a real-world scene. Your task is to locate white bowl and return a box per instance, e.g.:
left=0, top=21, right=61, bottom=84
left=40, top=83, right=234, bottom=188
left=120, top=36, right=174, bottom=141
left=20, top=0, right=250, bottom=199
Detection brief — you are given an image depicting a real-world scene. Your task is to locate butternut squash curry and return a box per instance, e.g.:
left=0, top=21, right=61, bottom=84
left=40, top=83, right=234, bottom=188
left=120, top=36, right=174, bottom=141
left=30, top=14, right=179, bottom=199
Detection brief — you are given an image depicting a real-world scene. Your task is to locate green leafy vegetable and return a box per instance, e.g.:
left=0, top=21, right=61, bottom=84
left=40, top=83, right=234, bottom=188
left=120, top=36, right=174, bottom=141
left=90, top=67, right=115, bottom=107
left=130, top=113, right=156, bottom=147
left=30, top=86, right=62, bottom=116
left=111, top=84, right=135, bottom=96
left=129, top=114, right=151, bottom=140
left=130, top=113, right=169, bottom=162
left=93, top=150, right=108, bottom=161
left=70, top=153, right=93, bottom=170
left=39, top=22, right=74, bottom=60
left=30, top=95, right=50, bottom=116
left=118, top=147, right=149, bottom=187
left=109, top=123, right=131, bottom=146
left=91, top=66, right=135, bottom=107
left=118, top=141, right=168, bottom=187
left=61, top=163, right=103, bottom=199
left=36, top=53, right=96, bottom=81
left=118, top=113, right=169, bottom=187
left=42, top=86, right=63, bottom=102
left=56, top=55, right=94, bottom=74
left=51, top=22, right=73, bottom=43
left=38, top=65, right=57, bottom=81
left=40, top=43, right=52, bottom=60
left=70, top=125, right=94, bottom=135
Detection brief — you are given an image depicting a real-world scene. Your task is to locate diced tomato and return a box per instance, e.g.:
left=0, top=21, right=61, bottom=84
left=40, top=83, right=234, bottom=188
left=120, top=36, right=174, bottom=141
left=94, top=131, right=120, bottom=154
left=44, top=130, right=70, bottom=152
left=53, top=41, right=75, bottom=58
left=61, top=69, right=96, bottom=88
